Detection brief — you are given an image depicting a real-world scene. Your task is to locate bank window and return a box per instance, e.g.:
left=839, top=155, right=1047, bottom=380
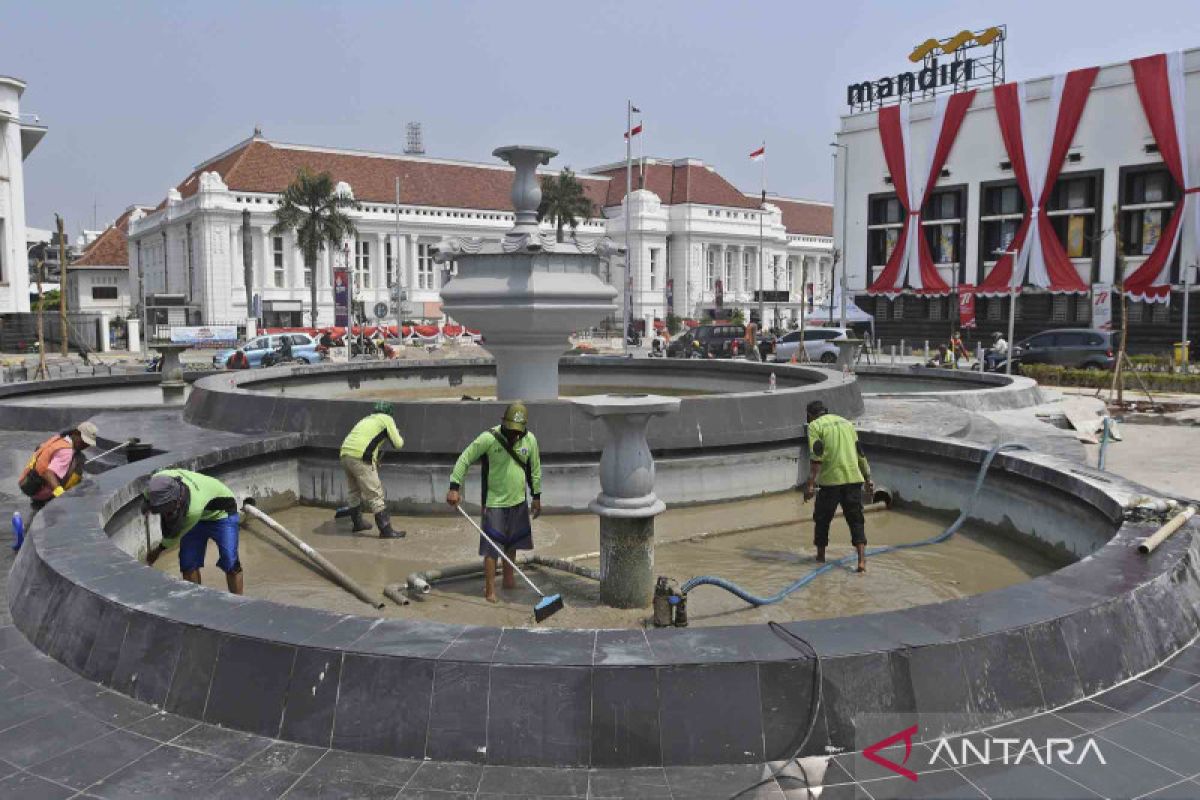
left=723, top=250, right=734, bottom=290
left=417, top=243, right=436, bottom=290
left=272, top=236, right=285, bottom=288
left=1047, top=175, right=1098, bottom=260
left=385, top=238, right=396, bottom=288
left=354, top=239, right=371, bottom=291
left=867, top=196, right=904, bottom=278
left=91, top=286, right=118, bottom=300
left=742, top=250, right=752, bottom=291
left=1120, top=167, right=1178, bottom=263
left=980, top=182, right=1025, bottom=279
left=649, top=248, right=660, bottom=290
left=785, top=258, right=795, bottom=291
left=303, top=253, right=313, bottom=289
left=922, top=188, right=964, bottom=268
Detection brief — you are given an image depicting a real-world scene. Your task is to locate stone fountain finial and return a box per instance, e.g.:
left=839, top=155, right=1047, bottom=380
left=492, top=146, right=558, bottom=237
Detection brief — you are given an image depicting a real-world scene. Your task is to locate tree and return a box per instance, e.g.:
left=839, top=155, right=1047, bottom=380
left=271, top=169, right=360, bottom=327
left=538, top=168, right=595, bottom=243
left=729, top=308, right=746, bottom=327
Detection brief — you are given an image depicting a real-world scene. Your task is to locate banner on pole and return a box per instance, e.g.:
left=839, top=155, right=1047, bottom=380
left=715, top=279, right=724, bottom=310
left=1092, top=283, right=1112, bottom=331
left=666, top=278, right=674, bottom=311
left=958, top=284, right=977, bottom=329
left=333, top=268, right=350, bottom=328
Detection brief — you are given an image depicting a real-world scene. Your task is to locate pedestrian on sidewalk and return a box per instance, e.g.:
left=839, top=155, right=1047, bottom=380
left=18, top=422, right=98, bottom=526
left=802, top=401, right=874, bottom=573
left=142, top=469, right=243, bottom=594
left=337, top=401, right=405, bottom=538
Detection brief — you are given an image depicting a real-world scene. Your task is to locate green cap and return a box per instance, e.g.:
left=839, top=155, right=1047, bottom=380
left=501, top=401, right=528, bottom=433
left=374, top=401, right=395, bottom=415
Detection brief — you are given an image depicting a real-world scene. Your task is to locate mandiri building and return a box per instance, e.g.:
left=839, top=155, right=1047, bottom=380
left=125, top=135, right=833, bottom=330
left=835, top=32, right=1199, bottom=350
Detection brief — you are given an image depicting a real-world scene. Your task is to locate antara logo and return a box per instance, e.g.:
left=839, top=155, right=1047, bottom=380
left=864, top=726, right=1107, bottom=782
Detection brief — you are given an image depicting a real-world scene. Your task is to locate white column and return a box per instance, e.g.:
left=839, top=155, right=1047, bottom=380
left=126, top=319, right=141, bottom=353
left=376, top=232, right=388, bottom=296
left=99, top=313, right=112, bottom=352
left=261, top=228, right=272, bottom=290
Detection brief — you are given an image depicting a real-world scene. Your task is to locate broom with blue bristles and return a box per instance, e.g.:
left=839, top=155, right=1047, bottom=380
left=455, top=504, right=564, bottom=622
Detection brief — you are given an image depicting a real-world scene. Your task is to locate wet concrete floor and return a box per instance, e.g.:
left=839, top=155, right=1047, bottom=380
left=152, top=492, right=1061, bottom=628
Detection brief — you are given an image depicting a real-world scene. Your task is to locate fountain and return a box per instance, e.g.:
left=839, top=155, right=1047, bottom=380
left=436, top=145, right=619, bottom=400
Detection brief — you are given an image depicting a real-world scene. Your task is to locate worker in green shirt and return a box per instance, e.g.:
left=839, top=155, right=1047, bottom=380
left=337, top=401, right=405, bottom=539
left=446, top=401, right=542, bottom=603
left=802, top=401, right=874, bottom=573
left=142, top=469, right=243, bottom=594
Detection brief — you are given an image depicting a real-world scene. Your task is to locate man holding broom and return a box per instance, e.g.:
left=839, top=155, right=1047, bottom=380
left=446, top=402, right=543, bottom=603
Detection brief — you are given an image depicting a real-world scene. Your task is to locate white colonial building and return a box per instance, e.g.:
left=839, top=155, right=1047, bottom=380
left=66, top=206, right=151, bottom=316
left=0, top=75, right=47, bottom=313
left=835, top=43, right=1200, bottom=350
left=127, top=134, right=833, bottom=331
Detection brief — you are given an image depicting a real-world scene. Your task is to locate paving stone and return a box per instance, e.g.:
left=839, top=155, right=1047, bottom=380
left=587, top=766, right=671, bottom=798
left=856, top=769, right=986, bottom=799
left=170, top=723, right=273, bottom=762
left=53, top=681, right=157, bottom=728
left=1140, top=778, right=1200, bottom=799
left=1140, top=697, right=1200, bottom=744
left=304, top=748, right=420, bottom=788
left=1095, top=715, right=1200, bottom=777
left=0, top=706, right=113, bottom=768
left=284, top=773, right=404, bottom=798
left=243, top=741, right=326, bottom=774
left=0, top=689, right=64, bottom=733
left=1092, top=680, right=1176, bottom=714
left=478, top=764, right=589, bottom=796
left=404, top=760, right=484, bottom=793
left=664, top=763, right=773, bottom=798
left=26, top=728, right=159, bottom=789
left=121, top=711, right=198, bottom=742
left=87, top=744, right=238, bottom=799
left=397, top=790, right=475, bottom=800
left=0, top=771, right=75, bottom=799
left=957, top=761, right=1103, bottom=799
left=1139, top=666, right=1200, bottom=694
left=1050, top=736, right=1181, bottom=799
left=207, top=763, right=303, bottom=799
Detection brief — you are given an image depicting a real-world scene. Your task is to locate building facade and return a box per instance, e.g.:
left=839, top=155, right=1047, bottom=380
left=0, top=75, right=47, bottom=313
left=836, top=46, right=1200, bottom=350
left=66, top=206, right=149, bottom=316
left=127, top=135, right=833, bottom=331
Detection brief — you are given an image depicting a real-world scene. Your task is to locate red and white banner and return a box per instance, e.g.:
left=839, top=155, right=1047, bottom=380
left=749, top=145, right=765, bottom=161
left=867, top=90, right=975, bottom=297
left=624, top=123, right=643, bottom=140
left=958, top=284, right=977, bottom=329
left=1123, top=52, right=1196, bottom=302
left=977, top=68, right=1097, bottom=297
left=1092, top=284, right=1113, bottom=332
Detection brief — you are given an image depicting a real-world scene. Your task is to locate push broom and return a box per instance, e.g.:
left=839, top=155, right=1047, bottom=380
left=455, top=504, right=564, bottom=622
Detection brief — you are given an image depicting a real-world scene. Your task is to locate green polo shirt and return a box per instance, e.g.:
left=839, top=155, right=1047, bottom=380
left=807, top=414, right=867, bottom=487
left=450, top=426, right=542, bottom=508
left=146, top=469, right=237, bottom=549
left=340, top=413, right=404, bottom=465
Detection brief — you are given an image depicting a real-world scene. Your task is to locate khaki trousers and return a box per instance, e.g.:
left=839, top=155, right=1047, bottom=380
left=341, top=455, right=386, bottom=514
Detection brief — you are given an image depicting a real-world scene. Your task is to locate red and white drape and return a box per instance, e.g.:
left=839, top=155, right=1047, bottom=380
left=1124, top=51, right=1197, bottom=302
left=867, top=91, right=975, bottom=297
left=977, top=68, right=1097, bottom=297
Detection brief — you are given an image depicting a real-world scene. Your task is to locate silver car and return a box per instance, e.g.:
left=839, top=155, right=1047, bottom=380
left=771, top=327, right=850, bottom=364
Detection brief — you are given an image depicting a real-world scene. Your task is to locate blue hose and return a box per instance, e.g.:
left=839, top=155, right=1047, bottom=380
left=680, top=442, right=1030, bottom=606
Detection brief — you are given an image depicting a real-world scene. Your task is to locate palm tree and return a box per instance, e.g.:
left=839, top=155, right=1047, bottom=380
left=271, top=169, right=359, bottom=327
left=537, top=168, right=595, bottom=243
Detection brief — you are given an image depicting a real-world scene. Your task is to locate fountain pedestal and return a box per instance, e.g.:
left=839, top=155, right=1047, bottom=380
left=572, top=395, right=681, bottom=608
left=438, top=145, right=619, bottom=401
left=151, top=343, right=191, bottom=404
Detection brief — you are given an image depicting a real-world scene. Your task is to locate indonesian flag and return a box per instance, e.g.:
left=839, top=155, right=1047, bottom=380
left=749, top=145, right=765, bottom=161
left=624, top=123, right=643, bottom=140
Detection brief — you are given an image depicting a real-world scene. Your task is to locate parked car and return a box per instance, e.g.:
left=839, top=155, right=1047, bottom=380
left=212, top=333, right=321, bottom=368
left=771, top=327, right=850, bottom=364
left=1009, top=328, right=1114, bottom=370
left=665, top=324, right=746, bottom=358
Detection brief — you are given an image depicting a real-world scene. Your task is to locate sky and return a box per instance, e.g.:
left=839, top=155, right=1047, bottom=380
left=5, top=0, right=1200, bottom=236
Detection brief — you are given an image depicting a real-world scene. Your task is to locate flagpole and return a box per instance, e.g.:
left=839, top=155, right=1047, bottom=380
left=624, top=100, right=632, bottom=356
left=758, top=139, right=765, bottom=332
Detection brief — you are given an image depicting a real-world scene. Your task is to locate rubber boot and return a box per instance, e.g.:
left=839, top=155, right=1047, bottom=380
left=349, top=508, right=371, bottom=533
left=375, top=511, right=405, bottom=539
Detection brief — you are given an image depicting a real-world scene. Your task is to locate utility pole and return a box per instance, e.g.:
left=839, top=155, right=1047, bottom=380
left=34, top=254, right=47, bottom=379
left=623, top=100, right=634, bottom=354
left=830, top=142, right=850, bottom=328
left=56, top=214, right=68, bottom=357
left=1111, top=204, right=1128, bottom=406
left=757, top=140, right=766, bottom=330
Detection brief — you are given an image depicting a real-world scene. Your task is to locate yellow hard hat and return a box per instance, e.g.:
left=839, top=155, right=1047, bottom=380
left=502, top=401, right=528, bottom=433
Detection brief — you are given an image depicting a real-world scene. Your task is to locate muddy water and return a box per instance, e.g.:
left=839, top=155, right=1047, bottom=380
left=152, top=494, right=1062, bottom=629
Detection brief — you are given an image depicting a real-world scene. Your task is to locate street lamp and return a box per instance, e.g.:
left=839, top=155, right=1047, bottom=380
left=829, top=142, right=849, bottom=328
left=994, top=247, right=1019, bottom=375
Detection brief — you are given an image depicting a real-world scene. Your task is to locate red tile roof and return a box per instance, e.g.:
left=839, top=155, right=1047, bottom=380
left=591, top=161, right=759, bottom=210
left=72, top=206, right=153, bottom=268
left=772, top=198, right=833, bottom=237
left=168, top=138, right=611, bottom=214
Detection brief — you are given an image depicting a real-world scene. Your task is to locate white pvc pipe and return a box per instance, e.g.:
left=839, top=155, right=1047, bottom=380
left=1138, top=507, right=1197, bottom=555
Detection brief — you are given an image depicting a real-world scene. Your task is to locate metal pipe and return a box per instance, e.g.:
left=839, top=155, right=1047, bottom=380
left=85, top=438, right=139, bottom=465
left=383, top=582, right=410, bottom=606
left=241, top=501, right=384, bottom=609
left=1138, top=507, right=1196, bottom=555
left=1097, top=417, right=1112, bottom=470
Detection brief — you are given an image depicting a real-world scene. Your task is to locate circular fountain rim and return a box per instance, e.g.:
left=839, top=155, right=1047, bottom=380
left=10, top=426, right=1199, bottom=767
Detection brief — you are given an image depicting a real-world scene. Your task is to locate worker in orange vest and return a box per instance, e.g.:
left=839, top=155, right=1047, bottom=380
left=18, top=422, right=98, bottom=525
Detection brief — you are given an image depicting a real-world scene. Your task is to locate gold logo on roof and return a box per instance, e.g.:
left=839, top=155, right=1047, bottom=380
left=909, top=27, right=1002, bottom=63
